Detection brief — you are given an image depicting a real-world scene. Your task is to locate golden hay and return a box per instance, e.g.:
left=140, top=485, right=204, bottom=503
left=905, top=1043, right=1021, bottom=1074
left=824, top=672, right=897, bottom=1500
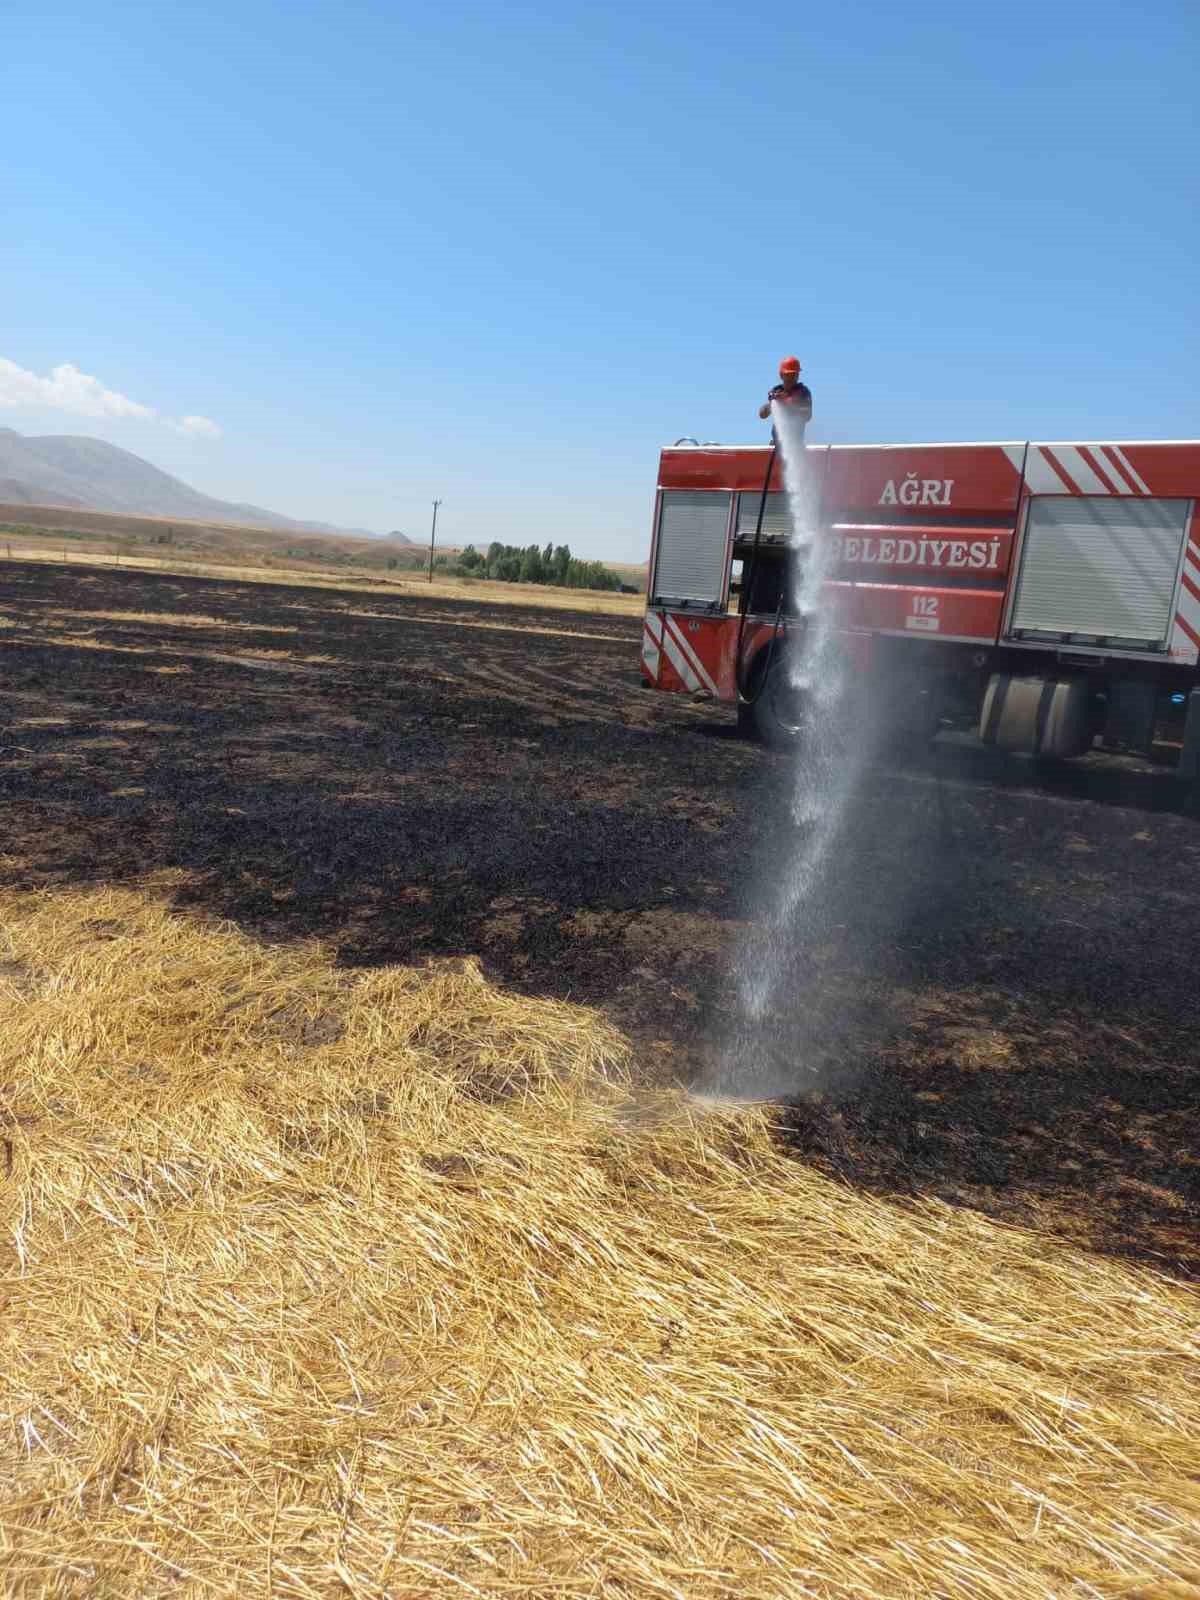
left=0, top=887, right=1197, bottom=1599
left=42, top=610, right=302, bottom=633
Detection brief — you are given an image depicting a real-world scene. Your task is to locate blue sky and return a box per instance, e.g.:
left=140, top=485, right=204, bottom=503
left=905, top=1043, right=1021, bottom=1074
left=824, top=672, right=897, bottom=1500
left=5, top=0, right=1197, bottom=562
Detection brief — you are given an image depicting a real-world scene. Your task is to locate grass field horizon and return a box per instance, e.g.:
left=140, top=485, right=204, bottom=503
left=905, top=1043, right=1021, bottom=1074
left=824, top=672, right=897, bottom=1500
left=0, top=510, right=646, bottom=616
left=0, top=499, right=649, bottom=607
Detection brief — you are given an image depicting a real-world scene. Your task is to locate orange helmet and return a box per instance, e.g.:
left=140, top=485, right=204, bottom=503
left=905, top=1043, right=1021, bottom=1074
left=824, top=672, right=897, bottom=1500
left=779, top=356, right=801, bottom=376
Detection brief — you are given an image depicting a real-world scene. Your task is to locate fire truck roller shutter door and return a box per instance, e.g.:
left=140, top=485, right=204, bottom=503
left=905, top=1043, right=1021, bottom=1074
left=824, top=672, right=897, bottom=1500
left=736, top=491, right=795, bottom=543
left=651, top=491, right=732, bottom=610
left=1010, top=497, right=1192, bottom=647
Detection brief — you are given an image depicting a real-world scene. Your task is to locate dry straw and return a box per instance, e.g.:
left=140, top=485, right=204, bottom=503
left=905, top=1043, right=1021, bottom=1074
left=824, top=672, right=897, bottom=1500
left=1, top=886, right=1197, bottom=1598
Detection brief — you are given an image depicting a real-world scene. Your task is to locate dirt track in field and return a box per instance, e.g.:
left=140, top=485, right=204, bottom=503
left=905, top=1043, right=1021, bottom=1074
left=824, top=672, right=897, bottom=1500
left=1, top=560, right=1197, bottom=1276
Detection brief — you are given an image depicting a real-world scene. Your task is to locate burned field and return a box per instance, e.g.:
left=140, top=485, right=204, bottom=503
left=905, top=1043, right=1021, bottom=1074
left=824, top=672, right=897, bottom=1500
left=1, top=558, right=1197, bottom=1276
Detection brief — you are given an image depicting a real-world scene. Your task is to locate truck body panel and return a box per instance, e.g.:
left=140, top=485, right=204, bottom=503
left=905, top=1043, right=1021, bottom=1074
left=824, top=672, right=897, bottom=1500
left=642, top=436, right=1200, bottom=778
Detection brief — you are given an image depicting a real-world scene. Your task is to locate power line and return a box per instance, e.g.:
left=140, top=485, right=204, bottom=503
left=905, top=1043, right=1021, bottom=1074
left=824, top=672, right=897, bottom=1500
left=427, top=499, right=441, bottom=584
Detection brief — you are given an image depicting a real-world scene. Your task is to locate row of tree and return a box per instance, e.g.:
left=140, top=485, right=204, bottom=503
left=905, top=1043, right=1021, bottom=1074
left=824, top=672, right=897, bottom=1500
left=458, top=542, right=623, bottom=591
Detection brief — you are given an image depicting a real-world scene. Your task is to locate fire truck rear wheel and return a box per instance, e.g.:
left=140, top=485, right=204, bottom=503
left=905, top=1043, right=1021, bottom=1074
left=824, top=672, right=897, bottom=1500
left=750, top=658, right=809, bottom=748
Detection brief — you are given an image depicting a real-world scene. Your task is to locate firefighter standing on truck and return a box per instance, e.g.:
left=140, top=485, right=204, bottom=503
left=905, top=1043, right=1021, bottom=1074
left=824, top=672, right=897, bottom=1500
left=759, top=356, right=812, bottom=439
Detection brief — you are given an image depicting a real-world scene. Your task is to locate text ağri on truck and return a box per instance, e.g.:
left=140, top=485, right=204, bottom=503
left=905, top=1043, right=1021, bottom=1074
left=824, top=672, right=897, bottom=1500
left=640, top=437, right=1200, bottom=793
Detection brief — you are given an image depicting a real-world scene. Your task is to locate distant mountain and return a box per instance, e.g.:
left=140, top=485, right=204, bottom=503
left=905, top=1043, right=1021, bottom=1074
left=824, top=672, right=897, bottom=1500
left=0, top=474, right=90, bottom=510
left=0, top=427, right=407, bottom=541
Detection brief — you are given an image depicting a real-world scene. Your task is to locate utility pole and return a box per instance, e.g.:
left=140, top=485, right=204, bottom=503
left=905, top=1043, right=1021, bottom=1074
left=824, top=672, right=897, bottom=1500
left=427, top=499, right=441, bottom=584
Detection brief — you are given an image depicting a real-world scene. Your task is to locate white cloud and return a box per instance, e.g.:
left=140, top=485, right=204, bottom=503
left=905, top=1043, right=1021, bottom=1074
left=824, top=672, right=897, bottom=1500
left=170, top=414, right=222, bottom=439
left=0, top=357, right=155, bottom=420
left=0, top=356, right=222, bottom=439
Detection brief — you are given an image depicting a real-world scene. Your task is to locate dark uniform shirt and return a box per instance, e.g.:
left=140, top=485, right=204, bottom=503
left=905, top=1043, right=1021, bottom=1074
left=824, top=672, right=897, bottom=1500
left=768, top=380, right=812, bottom=414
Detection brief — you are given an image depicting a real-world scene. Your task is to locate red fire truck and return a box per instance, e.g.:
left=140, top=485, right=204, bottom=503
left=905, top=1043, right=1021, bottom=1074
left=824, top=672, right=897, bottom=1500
left=641, top=437, right=1200, bottom=796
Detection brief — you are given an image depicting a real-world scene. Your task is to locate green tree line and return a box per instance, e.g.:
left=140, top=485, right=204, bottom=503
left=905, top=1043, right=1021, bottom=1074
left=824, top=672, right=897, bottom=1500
left=458, top=541, right=623, bottom=591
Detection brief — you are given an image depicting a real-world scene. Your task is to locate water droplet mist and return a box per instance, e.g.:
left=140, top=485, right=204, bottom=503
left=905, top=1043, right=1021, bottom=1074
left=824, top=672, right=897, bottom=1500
left=718, top=402, right=879, bottom=1100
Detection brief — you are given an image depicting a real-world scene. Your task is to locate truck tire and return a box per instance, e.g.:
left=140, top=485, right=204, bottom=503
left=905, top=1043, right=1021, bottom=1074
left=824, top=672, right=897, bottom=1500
left=750, top=657, right=808, bottom=749
left=875, top=673, right=944, bottom=752
left=1180, top=687, right=1200, bottom=818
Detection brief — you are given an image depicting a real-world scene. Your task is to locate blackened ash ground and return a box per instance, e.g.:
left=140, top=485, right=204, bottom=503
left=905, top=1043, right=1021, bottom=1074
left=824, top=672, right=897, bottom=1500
left=1, top=560, right=1197, bottom=1275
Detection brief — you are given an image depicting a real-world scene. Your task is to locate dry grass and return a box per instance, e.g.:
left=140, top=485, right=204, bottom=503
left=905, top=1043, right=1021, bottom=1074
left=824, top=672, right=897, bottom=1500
left=3, top=547, right=645, bottom=617
left=337, top=607, right=629, bottom=643
left=1, top=885, right=1198, bottom=1599
left=42, top=609, right=302, bottom=634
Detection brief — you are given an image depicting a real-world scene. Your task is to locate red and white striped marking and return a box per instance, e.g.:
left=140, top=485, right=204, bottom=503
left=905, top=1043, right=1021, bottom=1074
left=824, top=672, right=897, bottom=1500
left=1171, top=508, right=1200, bottom=661
left=641, top=612, right=663, bottom=681
left=1003, top=443, right=1153, bottom=497
left=642, top=610, right=719, bottom=695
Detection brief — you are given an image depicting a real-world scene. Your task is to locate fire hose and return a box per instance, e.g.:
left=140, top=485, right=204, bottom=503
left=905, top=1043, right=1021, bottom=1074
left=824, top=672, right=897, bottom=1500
left=734, top=438, right=787, bottom=706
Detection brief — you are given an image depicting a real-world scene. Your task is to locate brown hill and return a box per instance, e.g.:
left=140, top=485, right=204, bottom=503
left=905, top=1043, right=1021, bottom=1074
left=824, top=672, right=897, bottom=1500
left=0, top=427, right=401, bottom=540
left=0, top=502, right=416, bottom=569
